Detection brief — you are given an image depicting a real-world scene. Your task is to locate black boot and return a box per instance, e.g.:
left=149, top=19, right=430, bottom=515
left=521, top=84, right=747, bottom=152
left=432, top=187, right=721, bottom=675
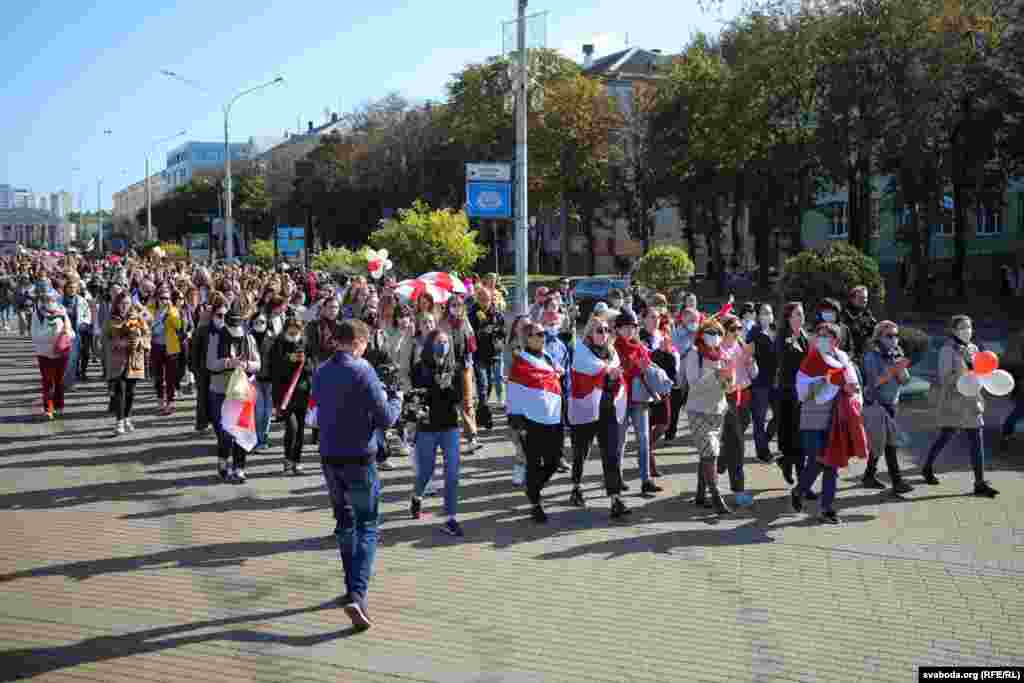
left=777, top=455, right=794, bottom=485
left=568, top=486, right=585, bottom=507
left=610, top=496, right=631, bottom=519
left=704, top=461, right=731, bottom=514
left=921, top=457, right=939, bottom=485
left=694, top=462, right=709, bottom=507
left=862, top=457, right=886, bottom=489
left=974, top=481, right=999, bottom=498
left=884, top=446, right=913, bottom=494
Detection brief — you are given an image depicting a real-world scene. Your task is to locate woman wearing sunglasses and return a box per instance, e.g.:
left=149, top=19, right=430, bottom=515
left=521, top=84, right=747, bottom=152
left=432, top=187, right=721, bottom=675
left=507, top=321, right=564, bottom=523
left=567, top=316, right=630, bottom=518
left=860, top=321, right=914, bottom=494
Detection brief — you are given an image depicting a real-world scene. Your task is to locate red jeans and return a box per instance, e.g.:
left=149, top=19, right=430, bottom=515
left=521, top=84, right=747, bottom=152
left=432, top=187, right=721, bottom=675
left=151, top=344, right=178, bottom=402
left=37, top=355, right=68, bottom=411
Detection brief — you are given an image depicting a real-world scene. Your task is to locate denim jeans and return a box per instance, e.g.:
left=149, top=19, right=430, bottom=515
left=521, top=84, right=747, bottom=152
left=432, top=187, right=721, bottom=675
left=254, top=381, right=273, bottom=447
left=63, top=336, right=79, bottom=391
left=1002, top=399, right=1024, bottom=438
left=322, top=461, right=381, bottom=602
left=927, top=427, right=986, bottom=482
left=618, top=404, right=651, bottom=483
left=751, top=385, right=774, bottom=458
left=414, top=428, right=461, bottom=517
left=491, top=354, right=505, bottom=402
left=474, top=360, right=496, bottom=404
left=797, top=430, right=837, bottom=512
left=0, top=304, right=14, bottom=327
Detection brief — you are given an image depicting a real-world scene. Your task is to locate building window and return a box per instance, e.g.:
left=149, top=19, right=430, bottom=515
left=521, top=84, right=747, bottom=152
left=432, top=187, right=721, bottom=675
left=828, top=203, right=848, bottom=239
left=976, top=207, right=1002, bottom=236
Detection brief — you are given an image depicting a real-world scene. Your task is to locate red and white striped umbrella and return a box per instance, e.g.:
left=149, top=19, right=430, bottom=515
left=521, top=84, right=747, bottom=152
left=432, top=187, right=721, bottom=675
left=418, top=272, right=467, bottom=295
left=394, top=279, right=450, bottom=304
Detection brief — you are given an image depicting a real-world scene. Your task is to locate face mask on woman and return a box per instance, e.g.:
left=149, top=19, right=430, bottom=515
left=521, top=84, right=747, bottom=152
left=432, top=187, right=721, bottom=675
left=434, top=341, right=450, bottom=357
left=820, top=310, right=836, bottom=323
left=817, top=337, right=833, bottom=355
left=284, top=331, right=300, bottom=343
left=703, top=333, right=722, bottom=348
left=686, top=322, right=699, bottom=333
left=252, top=320, right=267, bottom=333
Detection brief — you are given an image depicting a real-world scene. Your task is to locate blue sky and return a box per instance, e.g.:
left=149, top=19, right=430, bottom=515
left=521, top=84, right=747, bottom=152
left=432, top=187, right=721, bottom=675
left=0, top=0, right=742, bottom=211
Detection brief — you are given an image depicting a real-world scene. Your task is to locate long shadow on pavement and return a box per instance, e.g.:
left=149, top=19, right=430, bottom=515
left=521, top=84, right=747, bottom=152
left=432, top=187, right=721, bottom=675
left=0, top=600, right=356, bottom=682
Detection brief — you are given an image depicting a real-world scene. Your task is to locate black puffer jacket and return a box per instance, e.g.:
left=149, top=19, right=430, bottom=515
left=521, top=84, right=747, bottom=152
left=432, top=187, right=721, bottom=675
left=774, top=328, right=809, bottom=397
left=412, top=354, right=464, bottom=432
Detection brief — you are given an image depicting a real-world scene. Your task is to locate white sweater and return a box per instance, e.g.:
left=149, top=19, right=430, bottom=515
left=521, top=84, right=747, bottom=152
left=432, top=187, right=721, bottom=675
left=31, top=310, right=76, bottom=358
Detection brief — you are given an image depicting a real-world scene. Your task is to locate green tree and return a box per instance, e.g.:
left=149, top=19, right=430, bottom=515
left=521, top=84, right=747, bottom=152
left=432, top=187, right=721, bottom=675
left=249, top=239, right=275, bottom=268
left=368, top=200, right=483, bottom=275
left=779, top=241, right=886, bottom=306
left=631, top=245, right=696, bottom=297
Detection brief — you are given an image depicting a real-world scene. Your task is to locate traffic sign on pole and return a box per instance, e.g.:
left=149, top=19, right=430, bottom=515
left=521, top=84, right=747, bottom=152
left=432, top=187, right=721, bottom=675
left=466, top=181, right=512, bottom=219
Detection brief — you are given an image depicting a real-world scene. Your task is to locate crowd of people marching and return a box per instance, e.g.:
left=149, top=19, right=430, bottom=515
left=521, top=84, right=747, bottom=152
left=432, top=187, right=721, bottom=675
left=1, top=253, right=1013, bottom=540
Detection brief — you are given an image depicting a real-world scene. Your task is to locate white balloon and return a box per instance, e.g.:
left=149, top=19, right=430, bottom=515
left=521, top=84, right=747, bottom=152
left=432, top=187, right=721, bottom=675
left=979, top=369, right=1015, bottom=397
left=384, top=260, right=393, bottom=270
left=377, top=249, right=388, bottom=260
left=957, top=372, right=982, bottom=397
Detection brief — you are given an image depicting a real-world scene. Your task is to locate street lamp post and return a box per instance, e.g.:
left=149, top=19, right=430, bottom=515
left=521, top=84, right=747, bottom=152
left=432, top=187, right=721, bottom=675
left=160, top=70, right=283, bottom=263
left=223, top=78, right=284, bottom=262
left=147, top=130, right=187, bottom=243
left=513, top=0, right=529, bottom=316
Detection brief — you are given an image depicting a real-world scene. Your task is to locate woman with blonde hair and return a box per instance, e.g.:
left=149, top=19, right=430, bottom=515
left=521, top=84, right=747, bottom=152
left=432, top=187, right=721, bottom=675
left=684, top=317, right=734, bottom=513
left=567, top=314, right=630, bottom=517
left=860, top=320, right=914, bottom=494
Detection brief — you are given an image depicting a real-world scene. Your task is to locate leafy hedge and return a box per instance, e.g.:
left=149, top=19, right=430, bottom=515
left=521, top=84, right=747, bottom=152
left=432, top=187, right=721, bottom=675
left=779, top=242, right=885, bottom=306
left=631, top=245, right=695, bottom=297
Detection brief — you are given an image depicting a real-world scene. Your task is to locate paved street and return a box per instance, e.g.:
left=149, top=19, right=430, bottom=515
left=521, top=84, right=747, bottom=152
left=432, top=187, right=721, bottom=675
left=0, top=332, right=1022, bottom=683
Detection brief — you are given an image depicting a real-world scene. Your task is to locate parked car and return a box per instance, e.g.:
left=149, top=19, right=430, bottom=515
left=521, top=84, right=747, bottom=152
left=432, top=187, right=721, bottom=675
left=572, top=277, right=630, bottom=320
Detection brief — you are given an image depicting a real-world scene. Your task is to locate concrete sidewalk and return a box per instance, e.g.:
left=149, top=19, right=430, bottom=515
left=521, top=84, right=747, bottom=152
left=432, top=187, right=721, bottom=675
left=0, top=333, right=1022, bottom=682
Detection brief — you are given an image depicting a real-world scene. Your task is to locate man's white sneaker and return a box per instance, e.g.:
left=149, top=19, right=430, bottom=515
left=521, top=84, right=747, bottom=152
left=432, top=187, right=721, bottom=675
left=124, top=418, right=135, bottom=432
left=292, top=462, right=305, bottom=475
left=233, top=468, right=247, bottom=483
left=113, top=419, right=125, bottom=436
left=512, top=463, right=526, bottom=486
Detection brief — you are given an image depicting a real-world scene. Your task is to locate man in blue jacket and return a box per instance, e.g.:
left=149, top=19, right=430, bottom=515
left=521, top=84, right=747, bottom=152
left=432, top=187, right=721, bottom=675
left=313, top=319, right=401, bottom=632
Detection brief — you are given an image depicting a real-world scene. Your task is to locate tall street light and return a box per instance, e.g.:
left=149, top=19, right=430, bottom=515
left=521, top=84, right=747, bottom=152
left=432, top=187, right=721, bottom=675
left=98, top=129, right=112, bottom=254
left=160, top=70, right=284, bottom=262
left=147, top=130, right=187, bottom=242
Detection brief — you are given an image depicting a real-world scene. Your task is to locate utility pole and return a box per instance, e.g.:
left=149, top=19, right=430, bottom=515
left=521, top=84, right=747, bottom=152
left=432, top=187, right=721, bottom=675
left=97, top=179, right=103, bottom=254
left=514, top=0, right=529, bottom=316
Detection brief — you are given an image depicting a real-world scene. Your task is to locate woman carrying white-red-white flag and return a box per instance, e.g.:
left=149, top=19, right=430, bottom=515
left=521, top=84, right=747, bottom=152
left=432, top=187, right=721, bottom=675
left=507, top=320, right=564, bottom=524
left=566, top=315, right=632, bottom=519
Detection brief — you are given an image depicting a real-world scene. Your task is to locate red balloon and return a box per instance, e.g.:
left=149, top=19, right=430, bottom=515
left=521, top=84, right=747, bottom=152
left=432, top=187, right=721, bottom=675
left=974, top=351, right=999, bottom=376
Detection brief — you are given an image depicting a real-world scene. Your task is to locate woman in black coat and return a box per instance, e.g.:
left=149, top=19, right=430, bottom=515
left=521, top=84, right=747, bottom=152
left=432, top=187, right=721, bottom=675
left=773, top=302, right=810, bottom=485
left=269, top=316, right=311, bottom=474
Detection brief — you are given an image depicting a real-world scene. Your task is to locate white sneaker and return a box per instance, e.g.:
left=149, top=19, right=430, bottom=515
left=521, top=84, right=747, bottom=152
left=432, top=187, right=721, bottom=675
left=512, top=463, right=525, bottom=486
left=465, top=437, right=480, bottom=453
left=218, top=458, right=230, bottom=480
left=398, top=443, right=412, bottom=457
left=283, top=459, right=293, bottom=474
left=233, top=468, right=247, bottom=483
left=113, top=419, right=125, bottom=436
left=292, top=462, right=305, bottom=475
left=423, top=479, right=439, bottom=496
left=124, top=418, right=135, bottom=432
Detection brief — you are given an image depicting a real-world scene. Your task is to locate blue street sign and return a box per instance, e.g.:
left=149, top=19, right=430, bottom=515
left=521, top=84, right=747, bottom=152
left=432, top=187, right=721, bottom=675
left=467, top=181, right=512, bottom=219
left=276, top=226, right=305, bottom=259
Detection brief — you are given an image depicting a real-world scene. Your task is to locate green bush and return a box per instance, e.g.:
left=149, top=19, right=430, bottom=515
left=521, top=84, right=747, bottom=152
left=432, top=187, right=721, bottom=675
left=631, top=245, right=695, bottom=298
left=779, top=242, right=886, bottom=307
left=310, top=246, right=372, bottom=276
left=369, top=200, right=484, bottom=276
left=249, top=239, right=275, bottom=269
left=898, top=326, right=930, bottom=364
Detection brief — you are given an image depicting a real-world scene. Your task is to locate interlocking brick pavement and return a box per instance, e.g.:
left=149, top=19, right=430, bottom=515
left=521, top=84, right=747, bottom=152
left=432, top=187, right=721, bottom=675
left=0, top=333, right=1022, bottom=682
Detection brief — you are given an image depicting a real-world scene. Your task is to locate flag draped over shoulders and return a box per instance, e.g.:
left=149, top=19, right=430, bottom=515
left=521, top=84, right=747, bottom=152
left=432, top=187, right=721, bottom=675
left=507, top=351, right=563, bottom=425
left=569, top=342, right=626, bottom=425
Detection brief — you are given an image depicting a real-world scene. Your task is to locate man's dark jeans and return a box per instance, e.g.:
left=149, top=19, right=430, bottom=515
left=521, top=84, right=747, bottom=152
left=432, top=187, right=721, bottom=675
left=474, top=360, right=498, bottom=429
left=322, top=461, right=381, bottom=603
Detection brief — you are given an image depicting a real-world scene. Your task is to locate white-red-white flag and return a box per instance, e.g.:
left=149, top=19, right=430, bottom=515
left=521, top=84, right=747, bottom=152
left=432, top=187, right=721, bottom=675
left=507, top=351, right=562, bottom=425
left=569, top=341, right=626, bottom=425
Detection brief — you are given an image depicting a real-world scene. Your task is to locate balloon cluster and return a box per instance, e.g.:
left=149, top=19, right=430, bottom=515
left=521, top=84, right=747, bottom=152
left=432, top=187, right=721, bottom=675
left=957, top=351, right=1015, bottom=397
left=366, top=249, right=393, bottom=280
